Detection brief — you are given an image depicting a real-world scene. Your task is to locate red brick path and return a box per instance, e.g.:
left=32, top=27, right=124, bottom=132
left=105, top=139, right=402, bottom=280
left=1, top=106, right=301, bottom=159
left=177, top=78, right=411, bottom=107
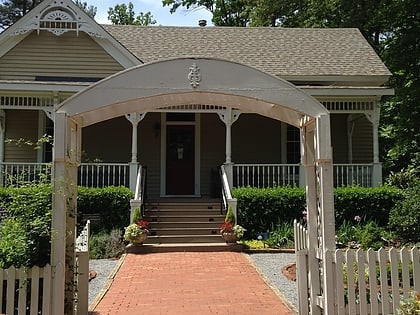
left=91, top=252, right=295, bottom=315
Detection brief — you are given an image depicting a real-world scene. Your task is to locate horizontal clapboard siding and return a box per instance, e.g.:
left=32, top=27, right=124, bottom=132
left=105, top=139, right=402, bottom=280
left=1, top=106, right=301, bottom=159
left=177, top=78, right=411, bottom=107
left=0, top=31, right=124, bottom=81
left=4, top=110, right=39, bottom=162
left=352, top=116, right=373, bottom=163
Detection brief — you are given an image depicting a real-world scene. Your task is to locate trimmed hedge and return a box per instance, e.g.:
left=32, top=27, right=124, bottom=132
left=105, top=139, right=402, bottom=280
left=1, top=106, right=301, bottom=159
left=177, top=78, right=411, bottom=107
left=233, top=185, right=403, bottom=238
left=334, top=186, right=403, bottom=227
left=77, top=186, right=133, bottom=234
left=233, top=186, right=306, bottom=237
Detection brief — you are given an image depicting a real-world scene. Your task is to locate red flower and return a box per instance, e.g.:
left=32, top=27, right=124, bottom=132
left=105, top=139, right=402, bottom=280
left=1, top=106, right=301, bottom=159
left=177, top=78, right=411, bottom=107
left=136, top=219, right=150, bottom=229
left=220, top=221, right=234, bottom=234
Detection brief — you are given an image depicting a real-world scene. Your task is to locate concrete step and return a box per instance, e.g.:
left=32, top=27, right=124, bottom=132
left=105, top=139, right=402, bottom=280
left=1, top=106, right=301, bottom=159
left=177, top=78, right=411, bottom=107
left=145, top=210, right=223, bottom=217
left=142, top=201, right=226, bottom=244
left=146, top=214, right=225, bottom=223
left=149, top=227, right=220, bottom=236
left=145, top=234, right=225, bottom=244
left=149, top=221, right=224, bottom=228
left=126, top=242, right=243, bottom=253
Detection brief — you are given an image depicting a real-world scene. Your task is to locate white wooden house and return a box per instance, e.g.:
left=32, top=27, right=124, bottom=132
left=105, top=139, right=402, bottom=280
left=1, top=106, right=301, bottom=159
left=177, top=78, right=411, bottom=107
left=0, top=1, right=396, bottom=313
left=0, top=0, right=393, bottom=198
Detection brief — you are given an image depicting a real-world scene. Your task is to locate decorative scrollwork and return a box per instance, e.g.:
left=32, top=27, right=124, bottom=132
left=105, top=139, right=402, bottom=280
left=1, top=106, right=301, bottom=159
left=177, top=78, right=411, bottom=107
left=187, top=63, right=201, bottom=88
left=43, top=10, right=72, bottom=21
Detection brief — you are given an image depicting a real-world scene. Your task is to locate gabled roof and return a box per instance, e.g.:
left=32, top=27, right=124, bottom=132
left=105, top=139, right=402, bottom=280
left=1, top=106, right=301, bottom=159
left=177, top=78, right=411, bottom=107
left=0, top=0, right=140, bottom=68
left=103, top=25, right=391, bottom=85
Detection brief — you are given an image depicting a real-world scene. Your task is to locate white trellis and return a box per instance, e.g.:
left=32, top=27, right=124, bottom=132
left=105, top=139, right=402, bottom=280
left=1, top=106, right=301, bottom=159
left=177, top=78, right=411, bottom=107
left=51, top=57, right=335, bottom=314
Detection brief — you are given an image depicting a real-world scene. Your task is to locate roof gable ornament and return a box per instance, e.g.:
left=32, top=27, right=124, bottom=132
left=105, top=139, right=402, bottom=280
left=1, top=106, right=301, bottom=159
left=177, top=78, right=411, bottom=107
left=188, top=63, right=201, bottom=88
left=9, top=0, right=104, bottom=38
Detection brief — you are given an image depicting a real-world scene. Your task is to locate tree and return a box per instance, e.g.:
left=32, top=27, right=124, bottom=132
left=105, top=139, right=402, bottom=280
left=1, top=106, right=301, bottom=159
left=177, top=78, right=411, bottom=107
left=108, top=2, right=156, bottom=26
left=379, top=0, right=420, bottom=176
left=162, top=0, right=250, bottom=26
left=0, top=0, right=42, bottom=30
left=74, top=0, right=97, bottom=18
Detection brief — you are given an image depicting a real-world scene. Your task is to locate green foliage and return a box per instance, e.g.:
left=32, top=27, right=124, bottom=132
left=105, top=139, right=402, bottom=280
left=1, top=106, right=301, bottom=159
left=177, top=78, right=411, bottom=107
left=0, top=184, right=51, bottom=268
left=239, top=239, right=267, bottom=249
left=334, top=186, right=403, bottom=227
left=264, top=222, right=294, bottom=249
left=108, top=2, right=156, bottom=25
left=77, top=186, right=133, bottom=234
left=337, top=219, right=393, bottom=250
left=397, top=292, right=420, bottom=315
left=89, top=229, right=125, bottom=259
left=389, top=182, right=420, bottom=243
left=224, top=205, right=235, bottom=223
left=233, top=186, right=305, bottom=237
left=132, top=207, right=142, bottom=224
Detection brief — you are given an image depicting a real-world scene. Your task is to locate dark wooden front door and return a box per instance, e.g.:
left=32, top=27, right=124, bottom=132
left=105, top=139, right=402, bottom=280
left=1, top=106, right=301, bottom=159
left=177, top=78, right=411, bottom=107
left=166, top=125, right=195, bottom=195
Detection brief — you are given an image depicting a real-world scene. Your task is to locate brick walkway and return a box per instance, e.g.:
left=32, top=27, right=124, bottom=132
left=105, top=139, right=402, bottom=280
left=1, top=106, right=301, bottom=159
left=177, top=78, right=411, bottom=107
left=91, top=252, right=295, bottom=315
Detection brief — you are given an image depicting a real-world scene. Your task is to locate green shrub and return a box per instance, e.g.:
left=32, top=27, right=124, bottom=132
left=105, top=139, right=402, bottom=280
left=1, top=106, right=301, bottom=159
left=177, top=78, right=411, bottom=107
left=354, top=221, right=388, bottom=250
left=77, top=186, right=133, bottom=234
left=389, top=182, right=420, bottom=243
left=0, top=184, right=51, bottom=268
left=334, top=186, right=403, bottom=227
left=265, top=222, right=295, bottom=249
left=233, top=186, right=305, bottom=237
left=89, top=229, right=125, bottom=259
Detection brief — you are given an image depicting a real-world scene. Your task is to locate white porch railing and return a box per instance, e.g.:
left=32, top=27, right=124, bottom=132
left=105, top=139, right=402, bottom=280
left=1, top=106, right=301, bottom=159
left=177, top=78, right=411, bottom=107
left=334, top=164, right=373, bottom=187
left=78, top=163, right=129, bottom=188
left=0, top=162, right=130, bottom=187
left=0, top=162, right=51, bottom=186
left=233, top=164, right=300, bottom=188
left=294, top=221, right=420, bottom=315
left=1, top=162, right=374, bottom=188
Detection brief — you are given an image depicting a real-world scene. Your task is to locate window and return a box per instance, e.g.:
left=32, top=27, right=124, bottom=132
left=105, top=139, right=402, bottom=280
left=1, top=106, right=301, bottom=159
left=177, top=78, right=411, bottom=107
left=287, top=125, right=300, bottom=163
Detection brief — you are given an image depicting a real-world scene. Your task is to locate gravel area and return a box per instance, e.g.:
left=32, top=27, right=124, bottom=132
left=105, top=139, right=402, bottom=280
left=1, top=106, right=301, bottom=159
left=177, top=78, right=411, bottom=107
left=88, top=258, right=121, bottom=306
left=88, top=252, right=298, bottom=311
left=248, top=252, right=298, bottom=311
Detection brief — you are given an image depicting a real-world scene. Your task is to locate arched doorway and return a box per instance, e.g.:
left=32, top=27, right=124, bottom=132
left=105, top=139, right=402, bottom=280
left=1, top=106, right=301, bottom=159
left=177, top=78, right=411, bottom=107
left=51, top=57, right=335, bottom=314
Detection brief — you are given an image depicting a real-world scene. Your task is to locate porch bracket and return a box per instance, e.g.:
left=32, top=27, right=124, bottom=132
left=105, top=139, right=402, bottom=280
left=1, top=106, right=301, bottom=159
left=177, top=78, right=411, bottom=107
left=217, top=109, right=241, bottom=164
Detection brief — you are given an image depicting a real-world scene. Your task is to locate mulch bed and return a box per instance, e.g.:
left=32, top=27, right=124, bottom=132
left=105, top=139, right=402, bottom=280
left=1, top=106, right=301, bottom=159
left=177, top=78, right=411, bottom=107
left=281, top=263, right=296, bottom=282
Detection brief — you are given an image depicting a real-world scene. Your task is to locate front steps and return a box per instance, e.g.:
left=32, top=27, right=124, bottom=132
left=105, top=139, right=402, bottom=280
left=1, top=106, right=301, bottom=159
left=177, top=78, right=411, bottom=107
left=143, top=200, right=227, bottom=244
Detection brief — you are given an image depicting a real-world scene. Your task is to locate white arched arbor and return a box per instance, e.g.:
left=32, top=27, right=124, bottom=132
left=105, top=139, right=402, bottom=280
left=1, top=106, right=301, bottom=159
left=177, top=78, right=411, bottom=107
left=52, top=58, right=335, bottom=314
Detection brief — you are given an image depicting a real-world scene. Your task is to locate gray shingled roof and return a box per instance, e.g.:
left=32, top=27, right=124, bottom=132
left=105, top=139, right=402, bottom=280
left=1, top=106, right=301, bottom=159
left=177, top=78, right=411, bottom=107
left=102, top=25, right=391, bottom=79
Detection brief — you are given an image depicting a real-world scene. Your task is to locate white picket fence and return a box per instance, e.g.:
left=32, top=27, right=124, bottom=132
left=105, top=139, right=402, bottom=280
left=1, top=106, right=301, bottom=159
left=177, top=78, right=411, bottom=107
left=294, top=221, right=420, bottom=315
left=0, top=221, right=90, bottom=315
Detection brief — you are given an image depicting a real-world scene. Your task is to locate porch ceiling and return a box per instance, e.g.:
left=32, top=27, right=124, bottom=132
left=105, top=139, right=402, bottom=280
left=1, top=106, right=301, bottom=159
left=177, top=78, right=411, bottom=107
left=57, top=57, right=328, bottom=127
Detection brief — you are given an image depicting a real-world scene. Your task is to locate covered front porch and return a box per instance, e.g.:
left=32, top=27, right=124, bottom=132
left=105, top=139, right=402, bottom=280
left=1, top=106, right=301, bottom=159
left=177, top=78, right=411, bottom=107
left=0, top=160, right=377, bottom=189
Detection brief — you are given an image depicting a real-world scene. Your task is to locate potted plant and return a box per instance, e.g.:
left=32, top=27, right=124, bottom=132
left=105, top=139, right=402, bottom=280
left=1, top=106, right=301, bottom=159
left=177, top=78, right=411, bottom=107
left=124, top=207, right=150, bottom=245
left=220, top=206, right=246, bottom=243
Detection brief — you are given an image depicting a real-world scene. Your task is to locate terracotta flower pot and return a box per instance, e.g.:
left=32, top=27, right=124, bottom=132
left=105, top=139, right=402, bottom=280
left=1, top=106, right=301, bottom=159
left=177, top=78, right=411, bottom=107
left=222, top=232, right=238, bottom=243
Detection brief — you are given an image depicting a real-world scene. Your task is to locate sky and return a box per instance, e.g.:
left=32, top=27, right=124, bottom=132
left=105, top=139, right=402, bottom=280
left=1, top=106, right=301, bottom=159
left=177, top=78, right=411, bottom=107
left=87, top=0, right=213, bottom=26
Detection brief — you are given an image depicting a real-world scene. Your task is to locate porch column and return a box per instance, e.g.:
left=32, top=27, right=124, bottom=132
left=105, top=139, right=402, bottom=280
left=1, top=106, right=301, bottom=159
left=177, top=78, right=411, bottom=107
left=125, top=113, right=146, bottom=191
left=365, top=103, right=382, bottom=186
left=218, top=109, right=241, bottom=187
left=51, top=112, right=81, bottom=315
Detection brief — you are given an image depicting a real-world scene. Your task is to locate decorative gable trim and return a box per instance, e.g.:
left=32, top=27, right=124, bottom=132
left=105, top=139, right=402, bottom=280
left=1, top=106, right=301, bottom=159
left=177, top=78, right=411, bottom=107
left=0, top=0, right=140, bottom=68
left=8, top=0, right=104, bottom=38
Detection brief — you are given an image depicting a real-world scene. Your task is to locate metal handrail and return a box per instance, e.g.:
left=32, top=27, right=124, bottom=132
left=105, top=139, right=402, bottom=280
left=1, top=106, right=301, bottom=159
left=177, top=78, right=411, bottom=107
left=133, top=165, right=147, bottom=217
left=220, top=164, right=237, bottom=218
